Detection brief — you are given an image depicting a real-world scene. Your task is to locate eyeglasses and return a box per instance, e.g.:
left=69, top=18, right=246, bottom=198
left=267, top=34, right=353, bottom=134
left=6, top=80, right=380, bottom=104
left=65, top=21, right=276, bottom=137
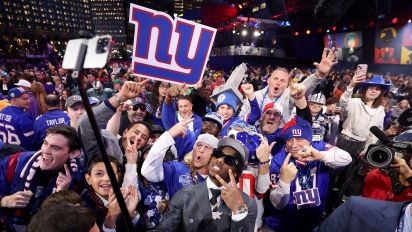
left=212, top=149, right=239, bottom=166
left=202, top=120, right=219, bottom=129
left=133, top=104, right=146, bottom=112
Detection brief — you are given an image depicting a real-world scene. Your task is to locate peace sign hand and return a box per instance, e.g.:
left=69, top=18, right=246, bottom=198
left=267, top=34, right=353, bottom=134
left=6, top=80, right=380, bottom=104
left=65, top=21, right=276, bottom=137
left=215, top=169, right=246, bottom=212
left=56, top=164, right=72, bottom=192
left=125, top=136, right=138, bottom=164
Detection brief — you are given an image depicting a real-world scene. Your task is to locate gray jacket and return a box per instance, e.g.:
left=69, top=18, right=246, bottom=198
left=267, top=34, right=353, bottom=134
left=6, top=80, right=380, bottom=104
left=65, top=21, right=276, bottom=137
left=77, top=101, right=123, bottom=163
left=155, top=181, right=257, bottom=232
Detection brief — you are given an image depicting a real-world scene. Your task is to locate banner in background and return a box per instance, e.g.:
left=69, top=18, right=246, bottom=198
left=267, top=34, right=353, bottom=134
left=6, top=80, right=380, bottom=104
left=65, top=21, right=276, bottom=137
left=323, top=31, right=363, bottom=63
left=374, top=25, right=412, bottom=65
left=129, top=4, right=217, bottom=85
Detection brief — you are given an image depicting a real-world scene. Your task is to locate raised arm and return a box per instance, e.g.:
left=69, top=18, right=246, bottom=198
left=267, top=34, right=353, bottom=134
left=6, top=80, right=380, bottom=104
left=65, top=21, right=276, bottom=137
left=141, top=117, right=193, bottom=183
left=339, top=72, right=366, bottom=110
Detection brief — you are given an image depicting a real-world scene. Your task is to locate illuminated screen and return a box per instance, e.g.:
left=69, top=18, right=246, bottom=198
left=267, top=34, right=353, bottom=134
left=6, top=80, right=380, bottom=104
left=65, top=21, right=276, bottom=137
left=374, top=25, right=412, bottom=65
left=323, top=31, right=363, bottom=63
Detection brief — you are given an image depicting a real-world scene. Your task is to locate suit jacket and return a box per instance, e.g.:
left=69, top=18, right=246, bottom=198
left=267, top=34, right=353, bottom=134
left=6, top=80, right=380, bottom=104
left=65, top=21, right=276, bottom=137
left=319, top=196, right=410, bottom=232
left=155, top=181, right=257, bottom=232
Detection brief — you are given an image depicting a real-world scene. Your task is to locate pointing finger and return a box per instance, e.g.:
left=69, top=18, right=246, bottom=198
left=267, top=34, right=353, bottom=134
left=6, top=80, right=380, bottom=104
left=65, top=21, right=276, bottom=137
left=283, top=153, right=292, bottom=166
left=64, top=164, right=71, bottom=178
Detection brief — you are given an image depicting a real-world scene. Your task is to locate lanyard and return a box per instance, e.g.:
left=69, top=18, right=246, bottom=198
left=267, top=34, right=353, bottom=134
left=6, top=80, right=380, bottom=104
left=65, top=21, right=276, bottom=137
left=259, top=89, right=280, bottom=111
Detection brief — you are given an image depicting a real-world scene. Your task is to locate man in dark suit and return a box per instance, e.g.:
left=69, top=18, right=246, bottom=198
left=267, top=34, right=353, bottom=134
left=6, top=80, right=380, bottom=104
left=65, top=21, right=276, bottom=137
left=155, top=137, right=257, bottom=232
left=320, top=196, right=412, bottom=232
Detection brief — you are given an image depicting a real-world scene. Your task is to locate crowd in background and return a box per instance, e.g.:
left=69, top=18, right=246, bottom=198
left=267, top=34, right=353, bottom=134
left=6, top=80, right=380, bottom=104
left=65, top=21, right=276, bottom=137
left=0, top=47, right=411, bottom=232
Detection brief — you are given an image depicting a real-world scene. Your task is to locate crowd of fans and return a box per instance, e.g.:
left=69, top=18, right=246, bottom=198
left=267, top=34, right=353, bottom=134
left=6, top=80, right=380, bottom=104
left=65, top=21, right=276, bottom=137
left=0, top=46, right=411, bottom=232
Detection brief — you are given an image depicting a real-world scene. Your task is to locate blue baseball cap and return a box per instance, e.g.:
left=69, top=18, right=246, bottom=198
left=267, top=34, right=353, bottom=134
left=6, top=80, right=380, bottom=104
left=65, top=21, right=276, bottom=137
left=7, top=87, right=30, bottom=100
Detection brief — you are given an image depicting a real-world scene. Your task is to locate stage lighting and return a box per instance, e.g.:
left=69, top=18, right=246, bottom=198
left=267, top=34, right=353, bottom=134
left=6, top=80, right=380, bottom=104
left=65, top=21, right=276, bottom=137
left=392, top=18, right=398, bottom=24
left=253, top=31, right=260, bottom=37
left=294, top=32, right=299, bottom=36
left=306, top=30, right=311, bottom=35
left=241, top=29, right=247, bottom=36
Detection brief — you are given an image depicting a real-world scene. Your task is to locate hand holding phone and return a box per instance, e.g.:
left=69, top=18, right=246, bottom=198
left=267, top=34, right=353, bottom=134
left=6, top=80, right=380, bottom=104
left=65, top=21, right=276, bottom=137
left=355, top=64, right=367, bottom=76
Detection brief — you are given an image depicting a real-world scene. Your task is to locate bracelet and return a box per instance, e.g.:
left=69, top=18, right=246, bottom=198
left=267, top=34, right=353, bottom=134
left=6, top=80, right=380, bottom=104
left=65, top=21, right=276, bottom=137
left=259, top=160, right=270, bottom=165
left=232, top=204, right=248, bottom=215
left=113, top=94, right=125, bottom=104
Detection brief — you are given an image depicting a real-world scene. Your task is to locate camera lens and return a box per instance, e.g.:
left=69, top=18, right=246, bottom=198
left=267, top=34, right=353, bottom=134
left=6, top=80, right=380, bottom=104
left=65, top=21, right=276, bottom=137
left=371, top=151, right=388, bottom=163
left=366, top=146, right=394, bottom=168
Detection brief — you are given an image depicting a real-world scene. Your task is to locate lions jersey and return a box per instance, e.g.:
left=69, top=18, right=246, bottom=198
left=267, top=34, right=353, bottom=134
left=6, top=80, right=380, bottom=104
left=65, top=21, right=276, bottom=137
left=0, top=106, right=34, bottom=150
left=33, top=110, right=70, bottom=149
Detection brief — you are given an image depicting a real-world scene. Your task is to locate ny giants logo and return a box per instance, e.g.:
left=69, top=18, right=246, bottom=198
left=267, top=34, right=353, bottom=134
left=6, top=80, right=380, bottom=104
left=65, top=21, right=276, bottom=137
left=292, top=129, right=302, bottom=136
left=129, top=4, right=217, bottom=85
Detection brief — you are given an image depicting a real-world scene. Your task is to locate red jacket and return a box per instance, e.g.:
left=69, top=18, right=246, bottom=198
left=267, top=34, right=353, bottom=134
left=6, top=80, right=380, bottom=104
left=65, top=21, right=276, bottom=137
left=362, top=169, right=412, bottom=202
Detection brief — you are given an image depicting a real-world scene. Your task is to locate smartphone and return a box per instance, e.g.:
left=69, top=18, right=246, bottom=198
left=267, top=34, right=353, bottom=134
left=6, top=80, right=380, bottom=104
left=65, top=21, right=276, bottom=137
left=355, top=64, right=368, bottom=76
left=62, top=35, right=112, bottom=70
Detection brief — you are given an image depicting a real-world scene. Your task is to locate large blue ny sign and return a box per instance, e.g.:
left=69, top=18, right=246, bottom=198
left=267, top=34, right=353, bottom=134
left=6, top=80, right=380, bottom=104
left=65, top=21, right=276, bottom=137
left=129, top=4, right=217, bottom=85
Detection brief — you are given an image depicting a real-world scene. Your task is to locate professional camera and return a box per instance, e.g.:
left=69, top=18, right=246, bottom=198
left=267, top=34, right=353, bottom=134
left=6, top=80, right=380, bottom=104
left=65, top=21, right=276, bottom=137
left=365, top=127, right=412, bottom=169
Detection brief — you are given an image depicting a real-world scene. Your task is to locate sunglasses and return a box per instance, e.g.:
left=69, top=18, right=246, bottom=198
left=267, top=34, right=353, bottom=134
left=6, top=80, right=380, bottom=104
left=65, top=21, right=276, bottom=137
left=133, top=104, right=146, bottom=111
left=212, top=149, right=239, bottom=166
left=202, top=120, right=219, bottom=129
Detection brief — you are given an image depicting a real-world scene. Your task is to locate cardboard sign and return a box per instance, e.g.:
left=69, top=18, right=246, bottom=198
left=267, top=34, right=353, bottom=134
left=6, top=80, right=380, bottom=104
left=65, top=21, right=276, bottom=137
left=129, top=4, right=217, bottom=86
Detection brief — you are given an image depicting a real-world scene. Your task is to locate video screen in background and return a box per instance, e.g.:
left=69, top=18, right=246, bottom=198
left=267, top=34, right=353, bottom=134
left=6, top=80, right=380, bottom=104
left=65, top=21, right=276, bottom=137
left=323, top=31, right=363, bottom=63
left=374, top=25, right=412, bottom=65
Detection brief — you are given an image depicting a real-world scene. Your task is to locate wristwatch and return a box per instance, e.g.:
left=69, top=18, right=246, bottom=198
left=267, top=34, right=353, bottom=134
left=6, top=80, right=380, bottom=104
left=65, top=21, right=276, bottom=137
left=232, top=204, right=248, bottom=215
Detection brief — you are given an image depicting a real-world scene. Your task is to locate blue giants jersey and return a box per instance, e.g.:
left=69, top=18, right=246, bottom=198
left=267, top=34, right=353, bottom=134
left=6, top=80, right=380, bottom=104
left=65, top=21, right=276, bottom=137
left=162, top=161, right=206, bottom=199
left=0, top=106, right=34, bottom=150
left=33, top=110, right=70, bottom=149
left=263, top=142, right=331, bottom=232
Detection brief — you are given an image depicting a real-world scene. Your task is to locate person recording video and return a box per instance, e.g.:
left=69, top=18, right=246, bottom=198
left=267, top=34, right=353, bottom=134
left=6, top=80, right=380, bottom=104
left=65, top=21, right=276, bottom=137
left=362, top=129, right=412, bottom=202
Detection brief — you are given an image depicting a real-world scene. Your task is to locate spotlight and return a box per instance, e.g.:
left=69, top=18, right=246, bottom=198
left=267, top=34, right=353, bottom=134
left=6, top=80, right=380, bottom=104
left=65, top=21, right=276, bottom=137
left=241, top=30, right=247, bottom=36
left=332, top=26, right=336, bottom=31
left=253, top=31, right=260, bottom=37
left=294, top=31, right=299, bottom=36
left=306, top=30, right=311, bottom=35
left=342, top=27, right=347, bottom=31
left=326, top=29, right=330, bottom=33
left=238, top=4, right=243, bottom=9
left=261, top=30, right=264, bottom=34
left=408, top=19, right=411, bottom=23
left=232, top=30, right=236, bottom=34
left=392, top=18, right=398, bottom=24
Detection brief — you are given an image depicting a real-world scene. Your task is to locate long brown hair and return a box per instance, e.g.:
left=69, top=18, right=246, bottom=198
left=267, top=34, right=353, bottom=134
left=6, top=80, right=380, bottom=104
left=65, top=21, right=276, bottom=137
left=361, top=86, right=384, bottom=109
left=31, top=82, right=47, bottom=114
